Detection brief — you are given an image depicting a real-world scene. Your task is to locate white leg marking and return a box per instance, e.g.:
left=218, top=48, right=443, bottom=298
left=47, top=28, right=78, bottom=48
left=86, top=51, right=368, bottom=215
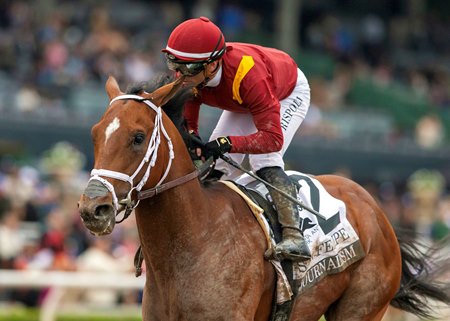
left=105, top=117, right=120, bottom=145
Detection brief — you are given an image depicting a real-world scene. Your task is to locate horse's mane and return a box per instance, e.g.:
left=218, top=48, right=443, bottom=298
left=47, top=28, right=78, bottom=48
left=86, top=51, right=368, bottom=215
left=126, top=73, right=192, bottom=134
left=128, top=75, right=214, bottom=182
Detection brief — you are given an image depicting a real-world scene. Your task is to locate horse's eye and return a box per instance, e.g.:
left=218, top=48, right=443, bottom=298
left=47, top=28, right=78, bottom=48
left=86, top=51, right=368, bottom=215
left=133, top=133, right=145, bottom=145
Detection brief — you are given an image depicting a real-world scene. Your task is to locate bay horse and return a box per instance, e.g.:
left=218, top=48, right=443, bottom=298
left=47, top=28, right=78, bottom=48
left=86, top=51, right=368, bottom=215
left=78, top=74, right=450, bottom=321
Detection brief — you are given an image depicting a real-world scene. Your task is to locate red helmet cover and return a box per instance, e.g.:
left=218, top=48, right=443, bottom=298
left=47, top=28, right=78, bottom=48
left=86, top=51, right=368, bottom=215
left=163, top=17, right=226, bottom=62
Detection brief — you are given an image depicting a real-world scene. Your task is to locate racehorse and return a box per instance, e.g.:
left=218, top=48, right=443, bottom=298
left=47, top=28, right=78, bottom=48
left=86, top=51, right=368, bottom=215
left=78, top=74, right=450, bottom=321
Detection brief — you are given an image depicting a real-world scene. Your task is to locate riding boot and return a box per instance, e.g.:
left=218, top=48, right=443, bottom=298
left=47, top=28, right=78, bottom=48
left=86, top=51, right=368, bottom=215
left=257, top=166, right=311, bottom=262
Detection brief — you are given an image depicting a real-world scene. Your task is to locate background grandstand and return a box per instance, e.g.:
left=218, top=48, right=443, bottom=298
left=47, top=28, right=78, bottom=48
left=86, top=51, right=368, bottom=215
left=0, top=1, right=449, bottom=320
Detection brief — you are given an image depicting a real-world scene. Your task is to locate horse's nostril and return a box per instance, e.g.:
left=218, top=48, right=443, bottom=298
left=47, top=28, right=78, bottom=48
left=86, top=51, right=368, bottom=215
left=94, top=204, right=114, bottom=220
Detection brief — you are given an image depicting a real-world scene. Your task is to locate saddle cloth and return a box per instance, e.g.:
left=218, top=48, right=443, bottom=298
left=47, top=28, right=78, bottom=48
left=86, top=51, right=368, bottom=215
left=224, top=170, right=365, bottom=304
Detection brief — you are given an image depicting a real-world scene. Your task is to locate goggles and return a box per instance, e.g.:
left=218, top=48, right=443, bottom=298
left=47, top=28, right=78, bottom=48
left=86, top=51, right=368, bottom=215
left=166, top=54, right=205, bottom=77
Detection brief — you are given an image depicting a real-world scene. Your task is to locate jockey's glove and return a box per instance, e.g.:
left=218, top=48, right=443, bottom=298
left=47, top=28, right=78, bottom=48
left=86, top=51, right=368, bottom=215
left=180, top=127, right=204, bottom=161
left=203, top=136, right=232, bottom=160
left=186, top=132, right=203, bottom=150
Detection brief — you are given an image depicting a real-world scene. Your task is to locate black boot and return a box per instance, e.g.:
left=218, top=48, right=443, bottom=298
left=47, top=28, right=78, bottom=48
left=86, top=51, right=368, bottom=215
left=257, top=166, right=311, bottom=262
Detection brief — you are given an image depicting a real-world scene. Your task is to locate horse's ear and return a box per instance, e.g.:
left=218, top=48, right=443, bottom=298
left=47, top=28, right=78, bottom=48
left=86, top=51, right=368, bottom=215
left=143, top=76, right=185, bottom=107
left=105, top=76, right=122, bottom=100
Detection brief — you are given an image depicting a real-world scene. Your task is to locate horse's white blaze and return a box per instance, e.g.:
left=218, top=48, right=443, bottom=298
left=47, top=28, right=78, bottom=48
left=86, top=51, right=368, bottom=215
left=105, top=117, right=120, bottom=145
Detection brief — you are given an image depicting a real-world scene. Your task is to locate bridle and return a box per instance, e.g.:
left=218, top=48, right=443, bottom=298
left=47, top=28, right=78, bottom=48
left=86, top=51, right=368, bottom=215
left=88, top=94, right=198, bottom=223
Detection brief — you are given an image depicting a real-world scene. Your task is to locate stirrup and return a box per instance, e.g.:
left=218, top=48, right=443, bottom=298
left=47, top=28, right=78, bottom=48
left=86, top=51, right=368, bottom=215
left=276, top=249, right=311, bottom=262
left=274, top=240, right=311, bottom=262
left=264, top=244, right=311, bottom=262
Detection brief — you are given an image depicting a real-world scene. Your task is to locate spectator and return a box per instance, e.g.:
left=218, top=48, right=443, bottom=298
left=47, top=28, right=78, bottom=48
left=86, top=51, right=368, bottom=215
left=0, top=207, right=25, bottom=269
left=430, top=196, right=450, bottom=242
left=76, top=237, right=131, bottom=306
left=407, top=169, right=446, bottom=236
left=415, top=114, right=445, bottom=149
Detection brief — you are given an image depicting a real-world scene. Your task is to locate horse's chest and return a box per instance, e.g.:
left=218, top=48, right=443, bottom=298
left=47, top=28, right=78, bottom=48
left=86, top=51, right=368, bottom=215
left=145, top=283, right=236, bottom=320
left=145, top=262, right=258, bottom=320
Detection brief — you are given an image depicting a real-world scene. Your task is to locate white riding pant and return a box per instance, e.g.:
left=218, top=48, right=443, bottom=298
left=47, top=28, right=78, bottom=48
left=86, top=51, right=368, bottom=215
left=210, top=68, right=310, bottom=180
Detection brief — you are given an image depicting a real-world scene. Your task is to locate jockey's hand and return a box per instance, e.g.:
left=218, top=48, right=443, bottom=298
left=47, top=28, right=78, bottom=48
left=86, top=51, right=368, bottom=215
left=186, top=132, right=203, bottom=160
left=203, top=136, right=232, bottom=160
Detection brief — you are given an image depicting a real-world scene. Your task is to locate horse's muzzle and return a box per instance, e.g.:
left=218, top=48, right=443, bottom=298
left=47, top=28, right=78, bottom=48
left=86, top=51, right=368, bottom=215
left=78, top=180, right=116, bottom=235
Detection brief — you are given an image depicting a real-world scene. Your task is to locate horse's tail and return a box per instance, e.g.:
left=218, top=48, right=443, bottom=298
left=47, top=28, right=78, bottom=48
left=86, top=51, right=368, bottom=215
left=390, top=228, right=450, bottom=319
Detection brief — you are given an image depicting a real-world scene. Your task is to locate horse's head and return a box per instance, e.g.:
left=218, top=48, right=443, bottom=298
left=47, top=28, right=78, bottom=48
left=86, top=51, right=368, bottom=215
left=78, top=75, right=186, bottom=235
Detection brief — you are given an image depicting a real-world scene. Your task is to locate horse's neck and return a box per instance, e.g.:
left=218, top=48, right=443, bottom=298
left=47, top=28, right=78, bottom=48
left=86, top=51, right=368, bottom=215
left=134, top=127, right=213, bottom=262
left=137, top=179, right=204, bottom=231
left=135, top=115, right=240, bottom=276
left=134, top=179, right=215, bottom=273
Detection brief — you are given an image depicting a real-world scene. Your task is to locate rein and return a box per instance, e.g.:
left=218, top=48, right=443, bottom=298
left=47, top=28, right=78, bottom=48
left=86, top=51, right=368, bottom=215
left=138, top=169, right=199, bottom=200
left=88, top=94, right=197, bottom=223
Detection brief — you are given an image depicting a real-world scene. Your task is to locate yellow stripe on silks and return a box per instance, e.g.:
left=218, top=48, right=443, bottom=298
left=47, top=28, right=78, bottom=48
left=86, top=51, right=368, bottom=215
left=232, top=56, right=255, bottom=104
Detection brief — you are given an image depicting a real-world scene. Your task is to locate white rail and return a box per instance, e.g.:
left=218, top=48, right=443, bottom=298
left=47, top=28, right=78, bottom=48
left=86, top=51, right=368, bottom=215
left=0, top=269, right=144, bottom=321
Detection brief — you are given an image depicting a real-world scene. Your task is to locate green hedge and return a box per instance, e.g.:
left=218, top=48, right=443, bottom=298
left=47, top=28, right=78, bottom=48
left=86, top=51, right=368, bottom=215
left=347, top=78, right=430, bottom=130
left=348, top=77, right=450, bottom=140
left=296, top=50, right=335, bottom=79
left=0, top=308, right=141, bottom=321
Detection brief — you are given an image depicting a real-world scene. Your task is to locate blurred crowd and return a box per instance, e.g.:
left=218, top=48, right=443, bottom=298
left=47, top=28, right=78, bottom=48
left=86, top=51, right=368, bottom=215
left=0, top=142, right=140, bottom=307
left=301, top=3, right=450, bottom=150
left=0, top=0, right=448, bottom=134
left=0, top=0, right=449, bottom=318
left=303, top=8, right=449, bottom=109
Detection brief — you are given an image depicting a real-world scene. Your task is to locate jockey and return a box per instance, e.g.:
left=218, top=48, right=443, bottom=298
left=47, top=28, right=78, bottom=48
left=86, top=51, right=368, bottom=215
left=162, top=17, right=311, bottom=262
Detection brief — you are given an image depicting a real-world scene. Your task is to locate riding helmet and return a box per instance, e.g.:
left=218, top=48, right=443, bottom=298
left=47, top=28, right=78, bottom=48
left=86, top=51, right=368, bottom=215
left=162, top=17, right=226, bottom=63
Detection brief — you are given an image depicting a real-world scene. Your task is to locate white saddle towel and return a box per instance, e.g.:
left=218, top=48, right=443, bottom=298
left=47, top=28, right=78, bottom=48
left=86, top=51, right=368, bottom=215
left=233, top=170, right=365, bottom=301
